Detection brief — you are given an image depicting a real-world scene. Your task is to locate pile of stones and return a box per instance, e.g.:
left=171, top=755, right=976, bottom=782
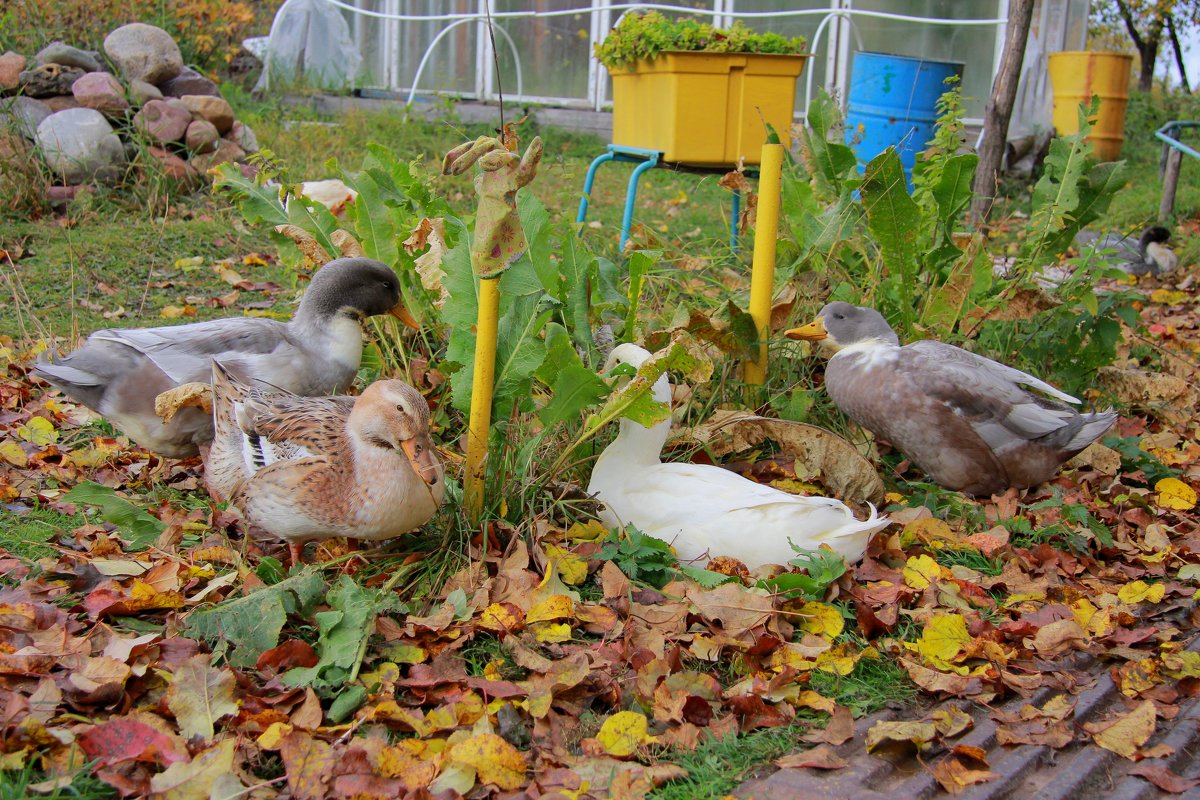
left=0, top=22, right=258, bottom=195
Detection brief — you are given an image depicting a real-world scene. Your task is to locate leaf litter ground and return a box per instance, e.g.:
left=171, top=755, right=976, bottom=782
left=0, top=267, right=1198, bottom=799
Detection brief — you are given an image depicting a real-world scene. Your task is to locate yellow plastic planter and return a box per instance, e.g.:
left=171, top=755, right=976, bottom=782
left=609, top=51, right=807, bottom=167
left=1047, top=51, right=1133, bottom=162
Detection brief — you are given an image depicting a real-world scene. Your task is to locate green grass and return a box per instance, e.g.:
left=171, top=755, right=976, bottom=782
left=647, top=720, right=810, bottom=800
left=0, top=762, right=115, bottom=800
left=810, top=651, right=919, bottom=717
left=0, top=506, right=84, bottom=560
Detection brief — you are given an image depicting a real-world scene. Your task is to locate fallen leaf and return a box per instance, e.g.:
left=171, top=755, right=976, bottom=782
left=903, top=554, right=943, bottom=590
left=449, top=732, right=529, bottom=791
left=1084, top=699, right=1157, bottom=759
left=166, top=654, right=239, bottom=739
left=595, top=710, right=656, bottom=757
left=148, top=738, right=236, bottom=800
left=1154, top=478, right=1195, bottom=510
left=775, top=745, right=848, bottom=770
left=865, top=719, right=938, bottom=756
left=931, top=754, right=999, bottom=794
left=1127, top=762, right=1200, bottom=794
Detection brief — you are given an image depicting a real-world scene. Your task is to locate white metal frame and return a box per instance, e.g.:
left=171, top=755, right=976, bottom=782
left=302, top=0, right=1013, bottom=122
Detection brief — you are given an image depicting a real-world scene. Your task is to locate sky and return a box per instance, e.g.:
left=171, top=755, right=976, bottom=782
left=1167, top=25, right=1200, bottom=87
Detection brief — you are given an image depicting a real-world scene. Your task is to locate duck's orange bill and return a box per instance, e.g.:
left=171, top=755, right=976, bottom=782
left=402, top=437, right=441, bottom=487
left=784, top=317, right=828, bottom=341
left=389, top=303, right=420, bottom=330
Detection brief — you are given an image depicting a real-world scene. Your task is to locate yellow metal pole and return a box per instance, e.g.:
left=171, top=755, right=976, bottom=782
left=465, top=276, right=501, bottom=522
left=745, top=142, right=785, bottom=387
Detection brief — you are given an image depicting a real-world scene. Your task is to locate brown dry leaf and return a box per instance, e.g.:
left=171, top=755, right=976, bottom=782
left=165, top=654, right=239, bottom=740
left=1026, top=618, right=1087, bottom=657
left=802, top=703, right=854, bottom=745
left=147, top=738, right=236, bottom=800
left=274, top=224, right=333, bottom=266
left=865, top=720, right=938, bottom=756
left=932, top=705, right=974, bottom=738
left=931, top=755, right=999, bottom=795
left=279, top=730, right=338, bottom=800
left=331, top=229, right=364, bottom=258
left=775, top=744, right=848, bottom=770
left=1084, top=699, right=1157, bottom=759
left=686, top=410, right=884, bottom=504
left=901, top=658, right=982, bottom=697
left=1127, top=763, right=1200, bottom=794
left=1066, top=442, right=1122, bottom=475
left=1096, top=366, right=1197, bottom=423
left=154, top=383, right=213, bottom=424
left=686, top=583, right=775, bottom=635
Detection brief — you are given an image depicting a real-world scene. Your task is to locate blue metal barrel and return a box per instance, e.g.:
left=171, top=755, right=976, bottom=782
left=844, top=52, right=964, bottom=187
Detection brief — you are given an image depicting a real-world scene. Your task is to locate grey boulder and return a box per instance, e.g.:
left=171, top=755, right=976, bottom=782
left=36, top=107, right=127, bottom=183
left=104, top=23, right=182, bottom=84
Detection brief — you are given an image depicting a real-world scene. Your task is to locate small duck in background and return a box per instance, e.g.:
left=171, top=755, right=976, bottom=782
left=1076, top=226, right=1178, bottom=277
left=33, top=257, right=412, bottom=457
left=205, top=363, right=443, bottom=564
left=786, top=303, right=1118, bottom=497
left=586, top=343, right=888, bottom=570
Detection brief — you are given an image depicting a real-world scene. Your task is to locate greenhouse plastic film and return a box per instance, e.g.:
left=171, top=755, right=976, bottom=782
left=256, top=0, right=362, bottom=93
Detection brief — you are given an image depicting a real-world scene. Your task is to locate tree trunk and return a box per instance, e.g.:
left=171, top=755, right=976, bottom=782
left=1137, top=36, right=1162, bottom=91
left=970, top=0, right=1035, bottom=225
left=1168, top=15, right=1190, bottom=92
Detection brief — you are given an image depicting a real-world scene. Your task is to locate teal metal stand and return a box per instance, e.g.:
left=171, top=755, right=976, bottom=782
left=577, top=144, right=748, bottom=253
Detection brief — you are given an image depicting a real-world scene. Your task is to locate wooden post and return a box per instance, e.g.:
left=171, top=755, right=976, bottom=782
left=1159, top=148, right=1183, bottom=223
left=970, top=0, right=1035, bottom=225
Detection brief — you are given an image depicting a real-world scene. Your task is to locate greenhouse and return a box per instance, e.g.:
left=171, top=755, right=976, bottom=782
left=262, top=0, right=1092, bottom=127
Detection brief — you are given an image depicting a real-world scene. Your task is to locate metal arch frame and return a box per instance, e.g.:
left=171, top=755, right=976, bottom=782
left=287, top=0, right=1010, bottom=119
left=405, top=14, right=524, bottom=107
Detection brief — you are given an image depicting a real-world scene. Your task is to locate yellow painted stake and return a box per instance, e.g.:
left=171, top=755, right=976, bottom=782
left=744, top=142, right=785, bottom=387
left=465, top=276, right=501, bottom=522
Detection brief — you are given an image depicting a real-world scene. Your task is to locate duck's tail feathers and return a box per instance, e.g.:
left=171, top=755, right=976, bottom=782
left=31, top=359, right=106, bottom=407
left=1067, top=409, right=1118, bottom=451
left=210, top=360, right=249, bottom=434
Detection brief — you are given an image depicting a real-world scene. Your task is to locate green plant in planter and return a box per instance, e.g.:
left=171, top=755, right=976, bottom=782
left=594, top=11, right=806, bottom=69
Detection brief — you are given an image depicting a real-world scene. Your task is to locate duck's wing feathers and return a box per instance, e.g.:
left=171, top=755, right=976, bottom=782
left=240, top=394, right=357, bottom=458
left=91, top=317, right=294, bottom=385
left=900, top=341, right=1083, bottom=448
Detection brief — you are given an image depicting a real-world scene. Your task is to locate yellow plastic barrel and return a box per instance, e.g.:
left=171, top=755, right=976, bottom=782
left=1047, top=51, right=1133, bottom=161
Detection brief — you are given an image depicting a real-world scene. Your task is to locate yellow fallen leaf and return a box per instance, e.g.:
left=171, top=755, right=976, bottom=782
left=1149, top=288, right=1187, bottom=305
left=866, top=719, right=938, bottom=754
left=174, top=256, right=204, bottom=270
left=1161, top=650, right=1200, bottom=679
left=160, top=305, right=197, bottom=319
left=796, top=601, right=844, bottom=640
left=596, top=710, right=656, bottom=757
left=243, top=253, right=269, bottom=266
left=533, top=622, right=573, bottom=643
left=901, top=518, right=955, bottom=546
left=1085, top=699, right=1156, bottom=759
left=565, top=519, right=608, bottom=542
left=17, top=416, right=57, bottom=446
left=257, top=722, right=292, bottom=750
left=544, top=546, right=588, bottom=585
left=478, top=603, right=524, bottom=633
left=815, top=642, right=861, bottom=676
left=0, top=439, right=28, bottom=467
left=449, top=733, right=528, bottom=790
left=1117, top=580, right=1165, bottom=604
left=911, top=613, right=972, bottom=671
left=1155, top=477, right=1196, bottom=510
left=903, top=554, right=943, bottom=590
left=526, top=594, right=574, bottom=624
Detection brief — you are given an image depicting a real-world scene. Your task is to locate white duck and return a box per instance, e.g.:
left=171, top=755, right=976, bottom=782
left=34, top=257, right=413, bottom=457
left=205, top=362, right=444, bottom=564
left=586, top=343, right=888, bottom=569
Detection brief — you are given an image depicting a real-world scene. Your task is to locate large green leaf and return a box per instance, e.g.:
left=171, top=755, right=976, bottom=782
left=518, top=191, right=557, bottom=294
left=931, top=152, right=977, bottom=232
left=537, top=323, right=610, bottom=427
left=623, top=250, right=657, bottom=342
left=211, top=163, right=288, bottom=227
left=802, top=90, right=858, bottom=199
left=284, top=576, right=400, bottom=688
left=341, top=168, right=399, bottom=266
left=63, top=481, right=164, bottom=551
left=860, top=148, right=921, bottom=285
left=560, top=234, right=597, bottom=355
left=185, top=569, right=326, bottom=668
